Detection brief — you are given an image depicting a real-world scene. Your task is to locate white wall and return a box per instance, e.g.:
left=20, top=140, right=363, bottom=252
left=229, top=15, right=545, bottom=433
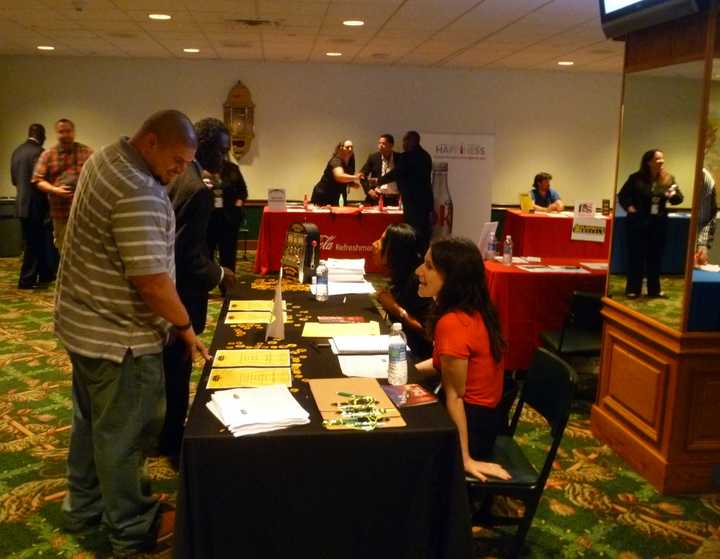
left=0, top=56, right=622, bottom=219
left=619, top=73, right=705, bottom=205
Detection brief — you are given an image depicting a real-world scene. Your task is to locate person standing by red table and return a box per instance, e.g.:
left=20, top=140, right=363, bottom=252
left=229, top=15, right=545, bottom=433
left=206, top=152, right=248, bottom=287
left=310, top=140, right=362, bottom=206
left=618, top=149, right=683, bottom=298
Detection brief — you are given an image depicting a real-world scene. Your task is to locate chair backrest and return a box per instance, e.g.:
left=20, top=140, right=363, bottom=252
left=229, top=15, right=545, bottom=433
left=520, top=348, right=577, bottom=439
left=568, top=291, right=603, bottom=331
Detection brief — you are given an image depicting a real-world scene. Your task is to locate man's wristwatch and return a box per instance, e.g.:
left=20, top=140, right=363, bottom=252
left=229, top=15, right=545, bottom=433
left=175, top=322, right=192, bottom=332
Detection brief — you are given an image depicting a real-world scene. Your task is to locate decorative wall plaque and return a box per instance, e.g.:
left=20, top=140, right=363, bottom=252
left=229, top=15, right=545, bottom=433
left=223, top=80, right=255, bottom=160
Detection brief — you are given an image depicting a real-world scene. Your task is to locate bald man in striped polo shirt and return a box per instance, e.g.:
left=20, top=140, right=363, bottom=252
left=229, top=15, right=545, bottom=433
left=54, top=110, right=208, bottom=556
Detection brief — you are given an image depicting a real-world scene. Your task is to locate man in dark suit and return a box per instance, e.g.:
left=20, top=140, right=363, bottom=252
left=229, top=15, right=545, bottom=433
left=11, top=123, right=58, bottom=289
left=360, top=133, right=400, bottom=206
left=374, top=130, right=434, bottom=253
left=160, top=117, right=236, bottom=460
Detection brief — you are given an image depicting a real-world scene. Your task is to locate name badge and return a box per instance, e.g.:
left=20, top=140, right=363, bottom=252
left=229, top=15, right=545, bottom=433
left=214, top=196, right=224, bottom=209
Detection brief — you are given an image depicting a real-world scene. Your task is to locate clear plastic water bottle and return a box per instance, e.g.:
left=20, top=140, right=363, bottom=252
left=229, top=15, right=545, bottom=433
left=387, top=323, right=408, bottom=385
left=315, top=260, right=328, bottom=302
left=486, top=232, right=497, bottom=260
left=503, top=235, right=513, bottom=266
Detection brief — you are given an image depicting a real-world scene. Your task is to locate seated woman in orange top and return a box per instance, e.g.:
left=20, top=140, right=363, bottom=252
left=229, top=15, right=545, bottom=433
left=415, top=237, right=510, bottom=482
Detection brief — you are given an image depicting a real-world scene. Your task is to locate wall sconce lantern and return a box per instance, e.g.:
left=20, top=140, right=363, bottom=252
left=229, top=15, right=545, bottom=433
left=223, top=80, right=255, bottom=160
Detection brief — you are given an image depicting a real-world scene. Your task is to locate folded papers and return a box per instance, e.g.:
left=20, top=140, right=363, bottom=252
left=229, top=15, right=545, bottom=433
left=207, top=385, right=309, bottom=437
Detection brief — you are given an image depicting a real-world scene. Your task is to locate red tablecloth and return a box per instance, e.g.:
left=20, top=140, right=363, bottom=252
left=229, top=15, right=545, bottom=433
left=503, top=209, right=612, bottom=259
left=485, top=258, right=607, bottom=370
left=254, top=207, right=405, bottom=275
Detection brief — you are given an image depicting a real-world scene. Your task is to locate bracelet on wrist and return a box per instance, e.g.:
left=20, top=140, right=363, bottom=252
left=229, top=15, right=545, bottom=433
left=175, top=322, right=192, bottom=332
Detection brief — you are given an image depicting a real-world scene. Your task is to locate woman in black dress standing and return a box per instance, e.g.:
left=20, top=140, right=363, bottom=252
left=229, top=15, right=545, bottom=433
left=310, top=140, right=362, bottom=206
left=618, top=149, right=683, bottom=298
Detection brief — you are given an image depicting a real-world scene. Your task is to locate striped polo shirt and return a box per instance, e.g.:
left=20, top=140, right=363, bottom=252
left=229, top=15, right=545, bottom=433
left=54, top=138, right=176, bottom=363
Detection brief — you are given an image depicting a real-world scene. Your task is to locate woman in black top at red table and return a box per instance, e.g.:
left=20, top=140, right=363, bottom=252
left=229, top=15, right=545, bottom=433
left=618, top=149, right=683, bottom=298
left=310, top=140, right=362, bottom=206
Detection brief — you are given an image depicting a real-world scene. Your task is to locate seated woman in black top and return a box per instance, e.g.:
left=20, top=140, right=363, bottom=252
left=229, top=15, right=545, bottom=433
left=310, top=140, right=362, bottom=206
left=372, top=223, right=433, bottom=359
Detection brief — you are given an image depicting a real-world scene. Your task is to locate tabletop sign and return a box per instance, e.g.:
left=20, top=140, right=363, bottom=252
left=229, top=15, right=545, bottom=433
left=601, top=199, right=611, bottom=216
left=267, top=188, right=287, bottom=211
left=519, top=192, right=534, bottom=212
left=281, top=222, right=320, bottom=284
left=571, top=216, right=607, bottom=243
left=574, top=200, right=595, bottom=218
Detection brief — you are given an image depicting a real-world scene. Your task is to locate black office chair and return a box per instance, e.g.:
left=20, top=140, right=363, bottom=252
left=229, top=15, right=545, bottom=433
left=539, top=291, right=603, bottom=358
left=467, top=348, right=577, bottom=558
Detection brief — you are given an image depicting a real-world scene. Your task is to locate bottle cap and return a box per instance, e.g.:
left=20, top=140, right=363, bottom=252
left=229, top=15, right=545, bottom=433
left=391, top=322, right=402, bottom=333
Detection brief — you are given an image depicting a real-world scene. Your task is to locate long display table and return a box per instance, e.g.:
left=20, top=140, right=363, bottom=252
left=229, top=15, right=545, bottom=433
left=174, top=280, right=472, bottom=559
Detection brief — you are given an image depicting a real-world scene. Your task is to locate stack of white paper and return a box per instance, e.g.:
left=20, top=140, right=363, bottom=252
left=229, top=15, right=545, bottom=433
left=331, top=335, right=413, bottom=380
left=310, top=281, right=376, bottom=296
left=206, top=385, right=310, bottom=437
left=331, top=335, right=391, bottom=354
left=326, top=258, right=366, bottom=282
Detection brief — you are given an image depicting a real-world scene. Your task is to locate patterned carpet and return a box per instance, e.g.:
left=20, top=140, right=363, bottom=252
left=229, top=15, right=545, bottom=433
left=0, top=254, right=718, bottom=558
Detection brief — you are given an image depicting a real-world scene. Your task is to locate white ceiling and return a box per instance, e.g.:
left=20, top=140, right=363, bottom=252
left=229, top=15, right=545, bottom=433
left=0, top=0, right=624, bottom=72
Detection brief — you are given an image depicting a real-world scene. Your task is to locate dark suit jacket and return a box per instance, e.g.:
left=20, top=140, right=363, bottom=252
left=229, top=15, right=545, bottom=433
left=216, top=159, right=248, bottom=227
left=10, top=139, right=46, bottom=220
left=360, top=151, right=400, bottom=199
left=168, top=162, right=223, bottom=332
left=378, top=146, right=433, bottom=230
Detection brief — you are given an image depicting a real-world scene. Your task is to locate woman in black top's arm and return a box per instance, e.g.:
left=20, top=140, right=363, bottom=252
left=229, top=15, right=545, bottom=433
left=618, top=149, right=683, bottom=298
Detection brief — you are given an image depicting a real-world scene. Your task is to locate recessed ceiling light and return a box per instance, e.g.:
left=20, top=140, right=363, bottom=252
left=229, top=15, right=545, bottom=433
left=558, top=60, right=574, bottom=66
left=148, top=13, right=172, bottom=20
left=183, top=48, right=200, bottom=53
left=343, top=20, right=364, bottom=27
left=37, top=45, right=55, bottom=51
left=326, top=52, right=342, bottom=57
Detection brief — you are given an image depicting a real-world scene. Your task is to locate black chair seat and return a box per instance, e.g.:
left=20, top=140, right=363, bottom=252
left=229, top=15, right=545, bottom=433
left=539, top=329, right=601, bottom=356
left=466, top=436, right=539, bottom=488
left=465, top=348, right=577, bottom=557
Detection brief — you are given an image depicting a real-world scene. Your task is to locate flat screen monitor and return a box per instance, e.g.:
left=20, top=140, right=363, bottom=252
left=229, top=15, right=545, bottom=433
left=599, top=0, right=699, bottom=38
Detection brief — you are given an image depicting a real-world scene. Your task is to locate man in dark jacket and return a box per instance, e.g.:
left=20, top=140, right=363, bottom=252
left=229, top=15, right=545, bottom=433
left=11, top=123, right=58, bottom=289
left=374, top=130, right=434, bottom=253
left=360, top=133, right=400, bottom=206
left=160, top=117, right=236, bottom=459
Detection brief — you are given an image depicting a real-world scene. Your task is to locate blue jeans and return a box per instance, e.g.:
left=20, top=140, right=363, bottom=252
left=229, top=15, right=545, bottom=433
left=62, top=350, right=165, bottom=554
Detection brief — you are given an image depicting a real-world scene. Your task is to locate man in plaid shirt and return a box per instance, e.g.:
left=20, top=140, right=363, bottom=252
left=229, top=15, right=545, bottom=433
left=33, top=119, right=93, bottom=250
left=695, top=168, right=718, bottom=265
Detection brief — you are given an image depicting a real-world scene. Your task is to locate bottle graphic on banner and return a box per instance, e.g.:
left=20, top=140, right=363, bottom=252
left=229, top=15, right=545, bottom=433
left=431, top=162, right=453, bottom=240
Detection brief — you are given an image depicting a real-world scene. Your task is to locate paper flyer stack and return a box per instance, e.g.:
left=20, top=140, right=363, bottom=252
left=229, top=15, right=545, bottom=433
left=207, top=385, right=309, bottom=437
left=310, top=258, right=375, bottom=295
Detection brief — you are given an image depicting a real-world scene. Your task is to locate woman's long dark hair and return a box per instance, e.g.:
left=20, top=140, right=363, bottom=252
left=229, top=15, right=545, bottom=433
left=428, top=237, right=506, bottom=363
left=639, top=148, right=672, bottom=186
left=382, top=224, right=422, bottom=288
left=332, top=141, right=356, bottom=172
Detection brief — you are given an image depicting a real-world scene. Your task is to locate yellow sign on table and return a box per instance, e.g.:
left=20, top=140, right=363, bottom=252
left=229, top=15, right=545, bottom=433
left=228, top=300, right=287, bottom=311
left=224, top=311, right=288, bottom=324
left=213, top=349, right=291, bottom=368
left=301, top=321, right=380, bottom=338
left=207, top=367, right=292, bottom=389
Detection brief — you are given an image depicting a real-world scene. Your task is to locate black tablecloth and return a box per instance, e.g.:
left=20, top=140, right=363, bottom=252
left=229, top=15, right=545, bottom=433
left=174, top=281, right=473, bottom=559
